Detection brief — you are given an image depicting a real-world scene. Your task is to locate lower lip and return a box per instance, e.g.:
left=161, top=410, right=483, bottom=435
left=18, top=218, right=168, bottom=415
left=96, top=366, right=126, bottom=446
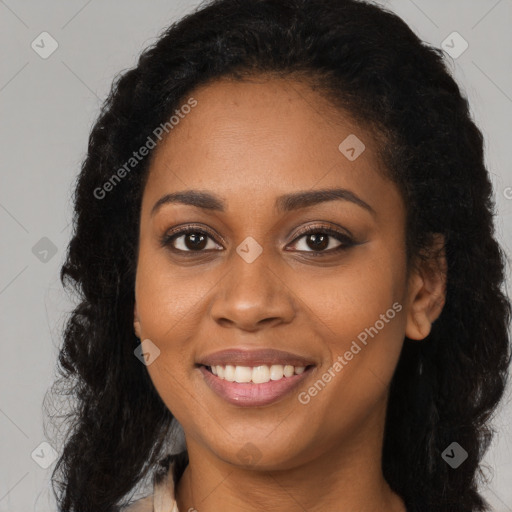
left=198, top=365, right=314, bottom=407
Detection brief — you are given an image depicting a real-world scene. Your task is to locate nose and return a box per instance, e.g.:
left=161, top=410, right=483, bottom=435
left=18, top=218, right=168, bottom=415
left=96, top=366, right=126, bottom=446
left=209, top=249, right=296, bottom=332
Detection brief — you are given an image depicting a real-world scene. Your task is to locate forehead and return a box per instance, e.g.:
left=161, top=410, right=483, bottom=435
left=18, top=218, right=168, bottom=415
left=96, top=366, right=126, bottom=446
left=142, top=77, right=395, bottom=214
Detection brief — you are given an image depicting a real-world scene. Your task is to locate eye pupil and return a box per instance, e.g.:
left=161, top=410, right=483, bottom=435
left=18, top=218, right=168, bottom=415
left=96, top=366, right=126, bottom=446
left=307, top=233, right=329, bottom=251
left=185, top=233, right=207, bottom=250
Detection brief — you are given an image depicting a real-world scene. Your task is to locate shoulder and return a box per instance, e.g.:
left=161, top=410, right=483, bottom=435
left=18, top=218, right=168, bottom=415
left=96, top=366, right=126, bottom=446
left=122, top=452, right=185, bottom=512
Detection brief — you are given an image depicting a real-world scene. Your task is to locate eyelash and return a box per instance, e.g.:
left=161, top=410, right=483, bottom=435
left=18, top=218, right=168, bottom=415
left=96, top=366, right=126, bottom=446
left=159, top=223, right=356, bottom=256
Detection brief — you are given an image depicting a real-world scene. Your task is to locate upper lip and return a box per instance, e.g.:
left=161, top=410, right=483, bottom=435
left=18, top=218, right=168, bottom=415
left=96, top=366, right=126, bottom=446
left=197, top=348, right=316, bottom=367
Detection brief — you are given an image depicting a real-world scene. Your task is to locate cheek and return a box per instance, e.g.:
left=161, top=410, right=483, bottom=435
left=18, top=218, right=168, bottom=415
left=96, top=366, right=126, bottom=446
left=291, top=248, right=407, bottom=417
left=293, top=246, right=406, bottom=346
left=135, top=246, right=216, bottom=342
left=134, top=254, right=212, bottom=407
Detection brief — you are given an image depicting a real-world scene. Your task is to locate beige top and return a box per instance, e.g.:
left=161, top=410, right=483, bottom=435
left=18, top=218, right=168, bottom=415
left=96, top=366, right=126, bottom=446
left=124, top=459, right=179, bottom=512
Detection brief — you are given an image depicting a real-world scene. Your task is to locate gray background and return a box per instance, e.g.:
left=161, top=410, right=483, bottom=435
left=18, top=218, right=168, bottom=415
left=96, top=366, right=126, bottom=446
left=0, top=0, right=511, bottom=510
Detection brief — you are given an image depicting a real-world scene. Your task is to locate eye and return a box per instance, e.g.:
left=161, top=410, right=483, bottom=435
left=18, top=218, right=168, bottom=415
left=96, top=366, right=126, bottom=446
left=160, top=223, right=356, bottom=255
left=287, top=225, right=355, bottom=254
left=160, top=225, right=223, bottom=253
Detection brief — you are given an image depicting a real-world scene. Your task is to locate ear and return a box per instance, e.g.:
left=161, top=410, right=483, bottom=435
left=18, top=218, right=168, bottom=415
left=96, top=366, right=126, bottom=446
left=134, top=301, right=142, bottom=339
left=405, top=233, right=447, bottom=341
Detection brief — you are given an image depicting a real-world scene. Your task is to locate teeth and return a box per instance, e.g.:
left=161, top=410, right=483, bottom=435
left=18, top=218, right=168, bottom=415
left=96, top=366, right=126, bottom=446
left=234, top=366, right=252, bottom=383
left=283, top=365, right=294, bottom=377
left=270, top=364, right=284, bottom=380
left=224, top=365, right=236, bottom=382
left=252, top=365, right=270, bottom=384
left=208, top=364, right=307, bottom=383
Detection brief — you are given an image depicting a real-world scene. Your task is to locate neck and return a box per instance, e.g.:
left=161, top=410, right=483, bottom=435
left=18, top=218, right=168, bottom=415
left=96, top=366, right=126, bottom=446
left=174, top=404, right=406, bottom=512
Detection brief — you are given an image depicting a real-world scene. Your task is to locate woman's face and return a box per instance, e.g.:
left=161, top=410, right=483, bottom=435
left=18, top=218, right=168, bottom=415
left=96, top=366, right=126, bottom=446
left=134, top=77, right=432, bottom=470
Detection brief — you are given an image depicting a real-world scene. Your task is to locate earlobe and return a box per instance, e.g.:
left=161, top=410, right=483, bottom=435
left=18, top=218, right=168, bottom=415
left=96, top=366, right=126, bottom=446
left=405, top=234, right=447, bottom=341
left=406, top=308, right=434, bottom=340
left=133, top=302, right=141, bottom=339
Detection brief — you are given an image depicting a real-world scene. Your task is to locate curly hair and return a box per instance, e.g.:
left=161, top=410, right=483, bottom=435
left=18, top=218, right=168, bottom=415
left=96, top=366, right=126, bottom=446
left=47, top=0, right=511, bottom=510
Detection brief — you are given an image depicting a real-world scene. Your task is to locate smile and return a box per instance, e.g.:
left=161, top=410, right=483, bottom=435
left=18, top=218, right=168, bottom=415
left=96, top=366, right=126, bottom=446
left=198, top=363, right=315, bottom=406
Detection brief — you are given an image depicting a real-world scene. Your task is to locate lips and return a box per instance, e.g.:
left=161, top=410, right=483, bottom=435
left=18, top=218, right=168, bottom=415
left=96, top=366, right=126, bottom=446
left=197, top=348, right=316, bottom=367
left=196, top=348, right=316, bottom=407
left=198, top=365, right=314, bottom=406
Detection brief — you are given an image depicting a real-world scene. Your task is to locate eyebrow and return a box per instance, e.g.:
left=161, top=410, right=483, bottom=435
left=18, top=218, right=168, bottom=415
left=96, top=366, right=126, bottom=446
left=150, top=188, right=376, bottom=217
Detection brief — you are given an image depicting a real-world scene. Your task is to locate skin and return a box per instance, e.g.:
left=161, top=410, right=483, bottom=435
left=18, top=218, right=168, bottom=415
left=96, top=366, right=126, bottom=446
left=133, top=76, right=446, bottom=512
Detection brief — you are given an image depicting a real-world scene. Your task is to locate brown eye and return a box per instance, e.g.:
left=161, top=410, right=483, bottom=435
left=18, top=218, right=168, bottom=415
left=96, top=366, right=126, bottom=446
left=180, top=232, right=208, bottom=251
left=288, top=225, right=355, bottom=254
left=161, top=227, right=223, bottom=253
left=303, top=233, right=330, bottom=251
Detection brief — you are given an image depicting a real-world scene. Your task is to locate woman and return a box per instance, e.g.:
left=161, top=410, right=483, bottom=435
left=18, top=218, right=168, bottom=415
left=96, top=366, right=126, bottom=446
left=49, top=0, right=511, bottom=511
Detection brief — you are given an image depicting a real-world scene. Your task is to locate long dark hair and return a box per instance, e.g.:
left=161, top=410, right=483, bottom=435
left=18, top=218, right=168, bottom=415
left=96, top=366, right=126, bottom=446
left=47, top=0, right=511, bottom=510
